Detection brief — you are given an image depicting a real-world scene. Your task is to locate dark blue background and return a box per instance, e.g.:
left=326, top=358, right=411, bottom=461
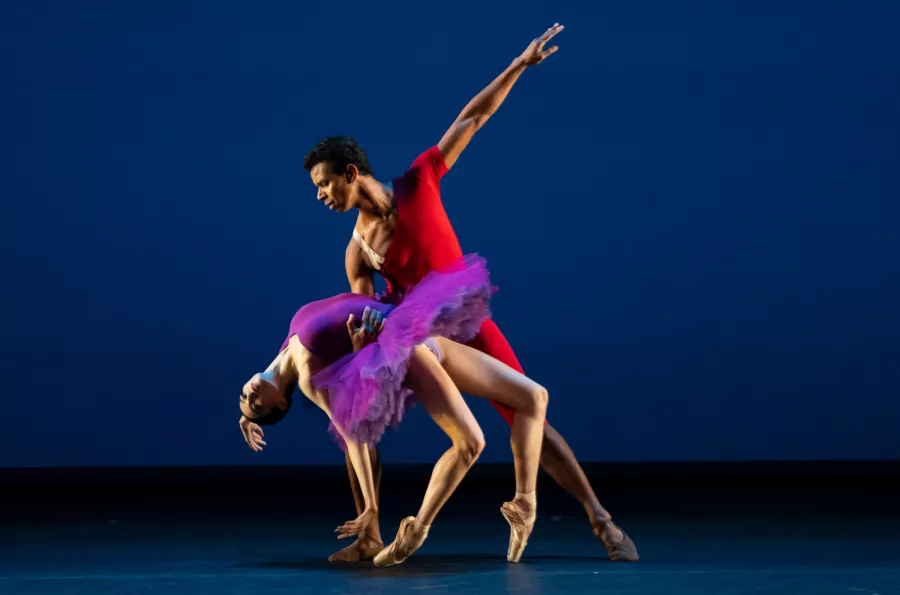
left=3, top=0, right=898, bottom=467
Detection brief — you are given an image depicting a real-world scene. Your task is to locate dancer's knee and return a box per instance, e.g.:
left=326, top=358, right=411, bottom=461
left=528, top=384, right=549, bottom=417
left=455, top=431, right=486, bottom=466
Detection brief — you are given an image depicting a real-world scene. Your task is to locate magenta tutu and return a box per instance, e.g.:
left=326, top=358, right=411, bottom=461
left=311, top=254, right=494, bottom=448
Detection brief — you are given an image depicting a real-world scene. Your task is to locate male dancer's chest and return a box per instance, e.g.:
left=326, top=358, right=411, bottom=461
left=349, top=183, right=460, bottom=284
left=351, top=211, right=397, bottom=272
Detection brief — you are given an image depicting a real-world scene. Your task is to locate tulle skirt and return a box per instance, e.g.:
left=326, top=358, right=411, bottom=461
left=311, top=254, right=494, bottom=449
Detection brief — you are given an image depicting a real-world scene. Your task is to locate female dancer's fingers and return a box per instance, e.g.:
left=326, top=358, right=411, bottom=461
left=347, top=314, right=356, bottom=335
left=335, top=523, right=360, bottom=538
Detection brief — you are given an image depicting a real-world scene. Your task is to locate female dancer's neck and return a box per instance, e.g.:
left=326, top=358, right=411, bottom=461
left=264, top=347, right=301, bottom=389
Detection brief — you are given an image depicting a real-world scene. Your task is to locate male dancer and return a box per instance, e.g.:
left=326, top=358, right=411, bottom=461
left=301, top=24, right=638, bottom=562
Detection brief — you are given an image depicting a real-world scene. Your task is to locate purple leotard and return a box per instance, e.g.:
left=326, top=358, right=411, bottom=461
left=282, top=254, right=495, bottom=449
left=280, top=293, right=390, bottom=365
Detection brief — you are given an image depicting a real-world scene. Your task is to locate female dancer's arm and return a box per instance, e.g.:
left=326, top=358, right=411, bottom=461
left=293, top=307, right=387, bottom=538
left=296, top=363, right=379, bottom=538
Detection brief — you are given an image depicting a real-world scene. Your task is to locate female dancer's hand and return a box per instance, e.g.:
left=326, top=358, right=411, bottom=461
left=347, top=306, right=386, bottom=352
left=239, top=416, right=267, bottom=452
left=335, top=507, right=377, bottom=539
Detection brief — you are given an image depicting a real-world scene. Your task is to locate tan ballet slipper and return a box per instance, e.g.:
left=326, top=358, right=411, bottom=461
left=372, top=516, right=430, bottom=567
left=327, top=537, right=384, bottom=563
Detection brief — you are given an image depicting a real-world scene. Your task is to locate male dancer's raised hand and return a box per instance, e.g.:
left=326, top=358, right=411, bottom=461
left=437, top=23, right=565, bottom=169
left=518, top=23, right=564, bottom=66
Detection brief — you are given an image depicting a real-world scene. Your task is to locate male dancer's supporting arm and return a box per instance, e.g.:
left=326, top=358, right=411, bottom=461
left=436, top=23, right=563, bottom=169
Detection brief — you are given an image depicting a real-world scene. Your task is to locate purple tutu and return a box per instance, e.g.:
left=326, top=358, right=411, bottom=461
left=311, top=254, right=494, bottom=449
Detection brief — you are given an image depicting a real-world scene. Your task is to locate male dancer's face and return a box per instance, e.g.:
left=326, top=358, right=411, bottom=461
left=309, top=161, right=359, bottom=214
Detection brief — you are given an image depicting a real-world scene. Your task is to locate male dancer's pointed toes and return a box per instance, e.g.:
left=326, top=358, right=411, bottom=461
left=372, top=516, right=430, bottom=567
left=593, top=519, right=640, bottom=562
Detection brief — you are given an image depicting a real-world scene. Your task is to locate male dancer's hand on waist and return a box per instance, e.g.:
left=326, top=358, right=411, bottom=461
left=347, top=306, right=386, bottom=352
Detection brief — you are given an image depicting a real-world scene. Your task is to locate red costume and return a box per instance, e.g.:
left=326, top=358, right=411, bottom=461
left=376, top=147, right=538, bottom=426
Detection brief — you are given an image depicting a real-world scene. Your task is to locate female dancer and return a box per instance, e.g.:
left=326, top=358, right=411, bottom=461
left=237, top=255, right=547, bottom=566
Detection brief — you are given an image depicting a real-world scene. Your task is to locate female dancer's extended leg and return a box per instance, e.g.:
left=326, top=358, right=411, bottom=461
left=373, top=344, right=485, bottom=566
left=436, top=337, right=548, bottom=561
left=373, top=340, right=548, bottom=566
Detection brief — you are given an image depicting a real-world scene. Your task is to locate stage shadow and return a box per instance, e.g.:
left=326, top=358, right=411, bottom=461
left=243, top=553, right=604, bottom=577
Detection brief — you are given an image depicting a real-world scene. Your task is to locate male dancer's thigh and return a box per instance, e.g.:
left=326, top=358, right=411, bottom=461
left=464, top=319, right=549, bottom=426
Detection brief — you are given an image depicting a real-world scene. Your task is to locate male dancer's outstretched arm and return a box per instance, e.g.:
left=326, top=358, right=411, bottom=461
left=436, top=23, right=563, bottom=170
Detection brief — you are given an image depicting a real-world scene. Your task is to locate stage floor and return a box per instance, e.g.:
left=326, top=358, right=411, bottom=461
left=3, top=464, right=899, bottom=594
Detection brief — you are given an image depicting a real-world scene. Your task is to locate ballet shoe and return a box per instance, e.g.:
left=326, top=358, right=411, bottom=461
left=500, top=498, right=536, bottom=563
left=327, top=537, right=384, bottom=563
left=593, top=518, right=640, bottom=562
left=372, top=516, right=430, bottom=567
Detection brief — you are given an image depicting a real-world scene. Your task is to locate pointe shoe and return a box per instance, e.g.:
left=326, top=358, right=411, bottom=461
left=372, top=516, right=430, bottom=567
left=593, top=518, right=640, bottom=562
left=500, top=499, right=536, bottom=563
left=327, top=538, right=385, bottom=563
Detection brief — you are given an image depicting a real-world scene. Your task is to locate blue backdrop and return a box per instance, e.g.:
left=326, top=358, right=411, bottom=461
left=3, top=0, right=898, bottom=467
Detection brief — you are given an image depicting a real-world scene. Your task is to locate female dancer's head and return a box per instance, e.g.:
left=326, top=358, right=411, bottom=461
left=239, top=369, right=294, bottom=425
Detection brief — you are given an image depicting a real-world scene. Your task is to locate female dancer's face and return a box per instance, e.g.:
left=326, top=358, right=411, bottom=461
left=239, top=373, right=286, bottom=420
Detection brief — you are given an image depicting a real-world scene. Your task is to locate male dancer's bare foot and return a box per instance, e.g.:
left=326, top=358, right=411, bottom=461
left=592, top=517, right=639, bottom=562
left=327, top=536, right=384, bottom=563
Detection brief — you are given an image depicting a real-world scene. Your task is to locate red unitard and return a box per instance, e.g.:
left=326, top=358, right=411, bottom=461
left=378, top=146, right=543, bottom=426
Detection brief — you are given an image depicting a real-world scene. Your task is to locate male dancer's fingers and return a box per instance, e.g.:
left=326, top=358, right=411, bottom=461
left=347, top=314, right=356, bottom=336
left=541, top=23, right=564, bottom=43
left=540, top=46, right=559, bottom=59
